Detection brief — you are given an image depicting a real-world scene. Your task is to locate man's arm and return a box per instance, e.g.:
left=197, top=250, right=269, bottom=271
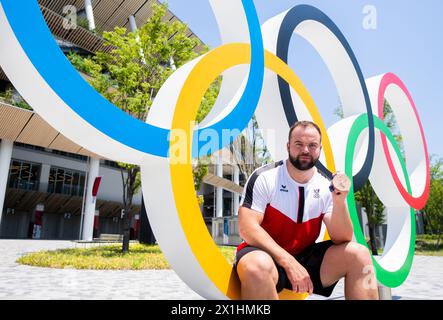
left=323, top=187, right=354, bottom=244
left=238, top=206, right=313, bottom=294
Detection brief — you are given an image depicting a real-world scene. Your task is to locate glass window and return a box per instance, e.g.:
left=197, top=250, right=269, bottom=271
left=55, top=168, right=64, bottom=194
left=48, top=168, right=56, bottom=193
left=28, top=163, right=40, bottom=190
left=63, top=170, right=73, bottom=195
left=8, top=160, right=20, bottom=188
left=47, top=166, right=86, bottom=196
left=72, top=172, right=80, bottom=196
left=8, top=159, right=41, bottom=191
left=78, top=174, right=86, bottom=196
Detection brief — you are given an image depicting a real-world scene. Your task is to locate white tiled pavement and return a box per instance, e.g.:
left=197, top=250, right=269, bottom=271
left=0, top=240, right=442, bottom=300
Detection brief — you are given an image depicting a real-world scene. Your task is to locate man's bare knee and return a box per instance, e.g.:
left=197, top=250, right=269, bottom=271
left=345, top=242, right=372, bottom=267
left=237, top=251, right=278, bottom=284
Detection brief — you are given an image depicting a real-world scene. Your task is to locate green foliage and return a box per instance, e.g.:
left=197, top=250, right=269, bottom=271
left=68, top=2, right=205, bottom=123
left=197, top=195, right=205, bottom=207
left=429, top=155, right=443, bottom=180
left=190, top=76, right=222, bottom=202
left=0, top=88, right=13, bottom=101
left=415, top=234, right=443, bottom=256
left=16, top=244, right=236, bottom=269
left=196, top=76, right=222, bottom=123
left=75, top=16, right=104, bottom=35
left=231, top=115, right=272, bottom=179
left=417, top=234, right=442, bottom=241
left=0, top=87, right=32, bottom=110
left=335, top=100, right=404, bottom=157
left=75, top=17, right=90, bottom=30
left=422, top=155, right=443, bottom=247
left=333, top=105, right=344, bottom=120
left=193, top=159, right=209, bottom=191
left=354, top=182, right=385, bottom=226
left=383, top=100, right=405, bottom=160
left=354, top=180, right=385, bottom=254
left=67, top=2, right=212, bottom=252
left=17, top=244, right=170, bottom=270
left=334, top=102, right=404, bottom=253
left=334, top=100, right=406, bottom=225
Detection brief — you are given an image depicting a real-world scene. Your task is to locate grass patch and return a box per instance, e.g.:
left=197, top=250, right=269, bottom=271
left=17, top=243, right=237, bottom=270
left=365, top=235, right=443, bottom=256
left=415, top=235, right=443, bottom=256
left=17, top=235, right=443, bottom=270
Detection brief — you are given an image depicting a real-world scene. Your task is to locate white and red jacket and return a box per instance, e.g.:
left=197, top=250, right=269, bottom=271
left=238, top=160, right=333, bottom=255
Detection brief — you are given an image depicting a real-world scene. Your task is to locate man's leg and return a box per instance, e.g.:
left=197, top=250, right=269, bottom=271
left=236, top=250, right=280, bottom=300
left=319, top=242, right=379, bottom=300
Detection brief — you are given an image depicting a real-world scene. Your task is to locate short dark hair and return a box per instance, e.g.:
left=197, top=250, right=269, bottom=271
left=288, top=121, right=322, bottom=142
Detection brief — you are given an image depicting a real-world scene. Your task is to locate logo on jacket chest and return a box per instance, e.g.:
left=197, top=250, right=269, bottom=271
left=279, top=185, right=289, bottom=192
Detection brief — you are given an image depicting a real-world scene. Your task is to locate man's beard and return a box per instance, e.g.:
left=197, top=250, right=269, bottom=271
left=288, top=153, right=318, bottom=171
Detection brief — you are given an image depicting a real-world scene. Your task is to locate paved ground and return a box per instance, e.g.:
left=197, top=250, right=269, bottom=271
left=0, top=240, right=442, bottom=300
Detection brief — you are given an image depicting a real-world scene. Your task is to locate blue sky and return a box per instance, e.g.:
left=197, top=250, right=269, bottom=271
left=162, top=0, right=443, bottom=159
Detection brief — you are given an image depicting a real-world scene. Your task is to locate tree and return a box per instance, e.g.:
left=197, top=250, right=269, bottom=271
left=193, top=76, right=222, bottom=206
left=230, top=115, right=272, bottom=179
left=333, top=100, right=404, bottom=154
left=68, top=2, right=210, bottom=253
left=354, top=182, right=385, bottom=255
left=334, top=100, right=403, bottom=255
left=0, top=86, right=32, bottom=110
left=195, top=73, right=272, bottom=181
left=422, top=155, right=443, bottom=248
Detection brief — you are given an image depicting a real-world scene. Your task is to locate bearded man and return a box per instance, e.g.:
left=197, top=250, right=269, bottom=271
left=234, top=121, right=379, bottom=300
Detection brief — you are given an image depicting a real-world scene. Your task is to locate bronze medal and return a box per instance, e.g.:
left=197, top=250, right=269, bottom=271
left=330, top=173, right=351, bottom=194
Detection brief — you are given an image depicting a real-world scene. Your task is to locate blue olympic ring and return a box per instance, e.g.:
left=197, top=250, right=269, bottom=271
left=1, top=0, right=264, bottom=158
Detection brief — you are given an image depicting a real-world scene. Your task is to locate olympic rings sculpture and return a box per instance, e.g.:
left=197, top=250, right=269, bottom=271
left=0, top=0, right=429, bottom=299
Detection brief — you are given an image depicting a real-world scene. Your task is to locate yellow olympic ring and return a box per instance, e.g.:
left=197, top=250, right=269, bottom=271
left=170, top=43, right=336, bottom=300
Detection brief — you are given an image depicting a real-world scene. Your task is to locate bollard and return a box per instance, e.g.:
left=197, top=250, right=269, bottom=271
left=378, top=282, right=392, bottom=300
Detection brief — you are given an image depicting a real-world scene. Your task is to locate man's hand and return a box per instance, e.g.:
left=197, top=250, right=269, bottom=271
left=324, top=172, right=354, bottom=244
left=330, top=172, right=350, bottom=202
left=278, top=255, right=313, bottom=295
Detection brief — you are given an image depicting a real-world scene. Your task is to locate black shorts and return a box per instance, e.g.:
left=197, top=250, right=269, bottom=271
left=234, top=240, right=338, bottom=297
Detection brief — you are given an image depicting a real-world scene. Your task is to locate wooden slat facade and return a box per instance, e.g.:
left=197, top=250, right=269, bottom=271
left=15, top=114, right=59, bottom=147
left=0, top=103, right=33, bottom=140
left=0, top=102, right=100, bottom=159
left=39, top=5, right=114, bottom=54
left=1, top=0, right=206, bottom=80
left=48, top=134, right=83, bottom=154
left=203, top=173, right=244, bottom=195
